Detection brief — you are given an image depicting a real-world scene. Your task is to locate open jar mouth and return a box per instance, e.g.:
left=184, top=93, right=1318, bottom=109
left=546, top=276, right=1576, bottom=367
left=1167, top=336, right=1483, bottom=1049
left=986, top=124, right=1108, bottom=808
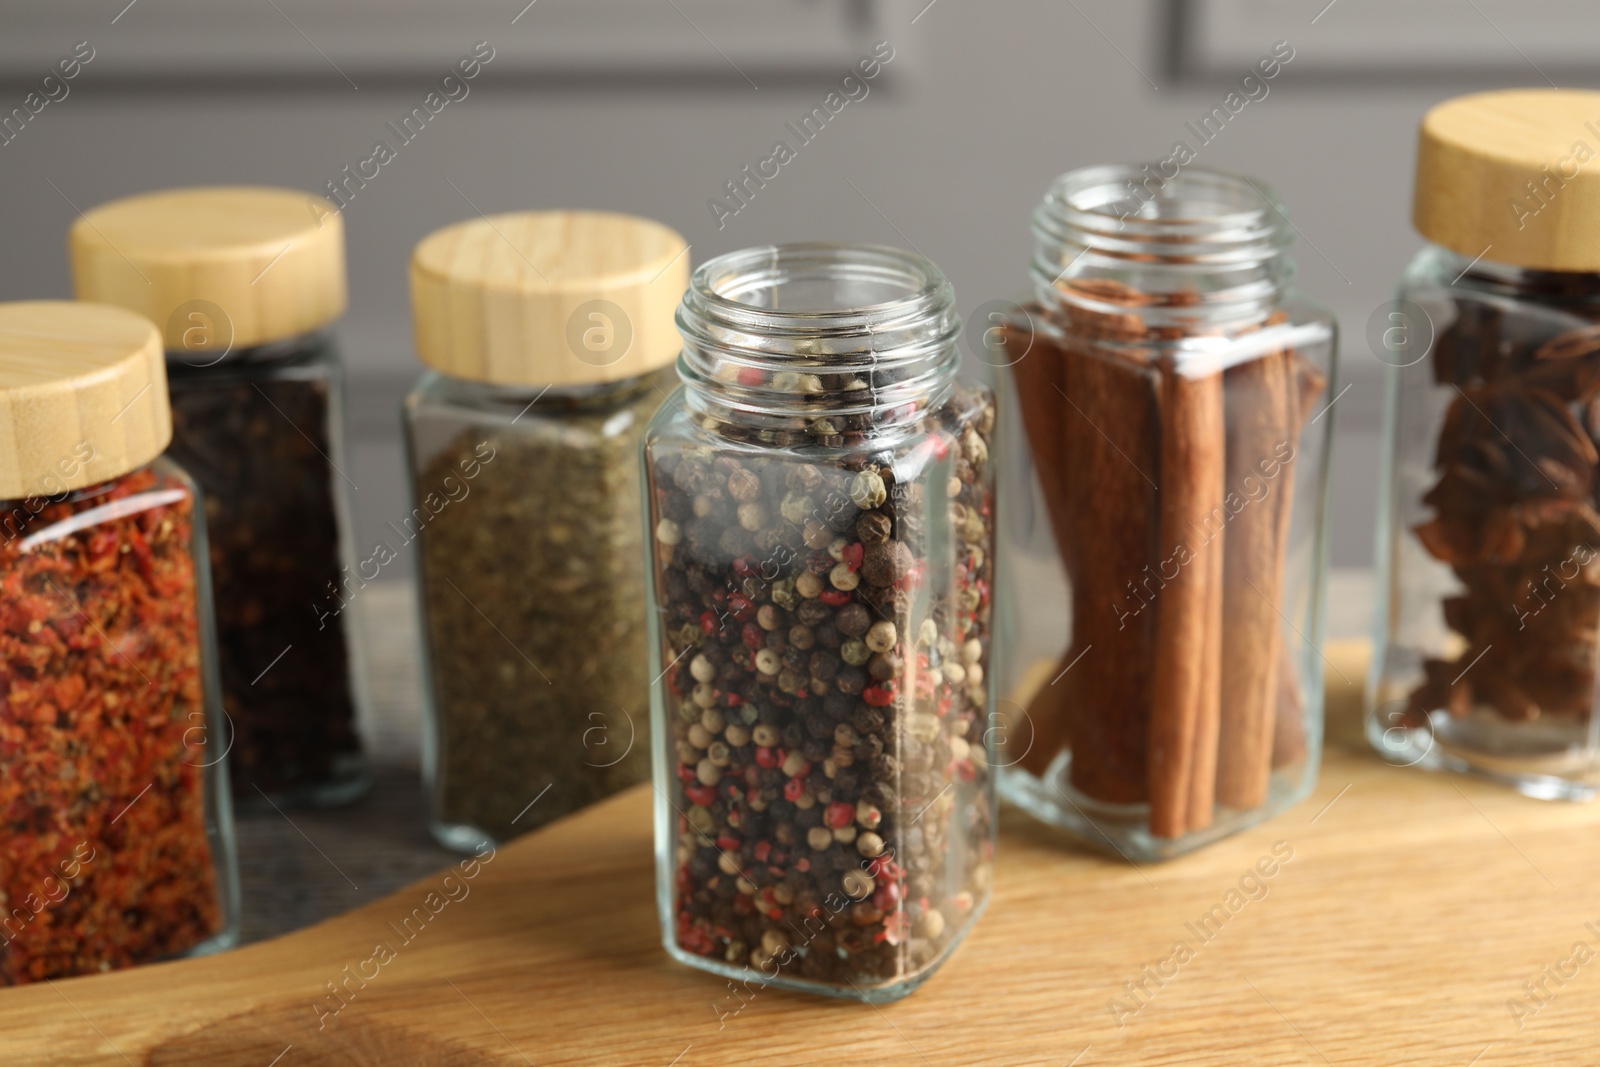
left=1032, top=164, right=1296, bottom=328
left=676, top=243, right=961, bottom=428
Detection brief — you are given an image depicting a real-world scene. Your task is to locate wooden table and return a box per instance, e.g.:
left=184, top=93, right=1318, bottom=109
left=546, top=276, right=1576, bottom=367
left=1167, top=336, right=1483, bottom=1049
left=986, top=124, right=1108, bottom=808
left=6, top=637, right=1596, bottom=1065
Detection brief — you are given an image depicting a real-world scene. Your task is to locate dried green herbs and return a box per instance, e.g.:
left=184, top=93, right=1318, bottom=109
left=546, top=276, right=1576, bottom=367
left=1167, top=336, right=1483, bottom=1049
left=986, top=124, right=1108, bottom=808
left=164, top=350, right=365, bottom=804
left=413, top=377, right=664, bottom=846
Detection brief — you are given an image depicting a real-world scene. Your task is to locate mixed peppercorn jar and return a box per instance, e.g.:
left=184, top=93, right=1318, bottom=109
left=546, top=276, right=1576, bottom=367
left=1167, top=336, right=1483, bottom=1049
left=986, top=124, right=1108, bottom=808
left=645, top=244, right=997, bottom=1001
left=989, top=165, right=1337, bottom=860
left=1373, top=90, right=1600, bottom=796
left=70, top=187, right=370, bottom=808
left=0, top=301, right=240, bottom=984
left=405, top=210, right=685, bottom=852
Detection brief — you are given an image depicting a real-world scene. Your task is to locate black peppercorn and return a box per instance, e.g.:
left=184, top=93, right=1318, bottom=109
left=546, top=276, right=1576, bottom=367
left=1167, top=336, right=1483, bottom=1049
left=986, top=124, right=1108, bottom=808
left=854, top=706, right=885, bottom=733
left=835, top=603, right=871, bottom=637
left=796, top=600, right=831, bottom=626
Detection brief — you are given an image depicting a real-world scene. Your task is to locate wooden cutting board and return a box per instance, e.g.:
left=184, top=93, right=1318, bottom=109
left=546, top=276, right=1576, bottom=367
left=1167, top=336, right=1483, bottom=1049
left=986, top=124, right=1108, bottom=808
left=5, top=640, right=1597, bottom=1065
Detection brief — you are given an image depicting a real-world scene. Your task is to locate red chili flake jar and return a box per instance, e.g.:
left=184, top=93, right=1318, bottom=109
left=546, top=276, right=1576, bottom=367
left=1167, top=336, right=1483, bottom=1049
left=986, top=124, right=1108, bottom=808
left=0, top=301, right=239, bottom=985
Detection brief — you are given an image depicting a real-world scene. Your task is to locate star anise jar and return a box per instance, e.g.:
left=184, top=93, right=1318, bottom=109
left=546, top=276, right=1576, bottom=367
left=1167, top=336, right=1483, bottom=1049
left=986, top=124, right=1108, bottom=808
left=405, top=211, right=684, bottom=852
left=0, top=301, right=240, bottom=985
left=988, top=164, right=1337, bottom=860
left=69, top=186, right=370, bottom=808
left=1373, top=90, right=1600, bottom=796
left=645, top=243, right=997, bottom=1002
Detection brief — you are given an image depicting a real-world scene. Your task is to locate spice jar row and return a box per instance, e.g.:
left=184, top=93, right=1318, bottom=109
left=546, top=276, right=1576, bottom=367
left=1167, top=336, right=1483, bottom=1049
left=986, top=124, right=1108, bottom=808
left=25, top=88, right=1600, bottom=1000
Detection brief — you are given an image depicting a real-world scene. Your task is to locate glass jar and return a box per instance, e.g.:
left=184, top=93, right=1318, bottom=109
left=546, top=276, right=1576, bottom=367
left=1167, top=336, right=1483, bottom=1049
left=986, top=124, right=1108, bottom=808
left=1372, top=90, right=1600, bottom=796
left=0, top=301, right=239, bottom=985
left=990, top=165, right=1337, bottom=860
left=70, top=186, right=370, bottom=807
left=405, top=210, right=688, bottom=851
left=645, top=244, right=997, bottom=1002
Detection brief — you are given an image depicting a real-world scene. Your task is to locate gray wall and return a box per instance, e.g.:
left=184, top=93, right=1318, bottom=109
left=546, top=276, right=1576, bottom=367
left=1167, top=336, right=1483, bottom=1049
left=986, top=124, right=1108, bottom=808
left=1, top=0, right=1588, bottom=570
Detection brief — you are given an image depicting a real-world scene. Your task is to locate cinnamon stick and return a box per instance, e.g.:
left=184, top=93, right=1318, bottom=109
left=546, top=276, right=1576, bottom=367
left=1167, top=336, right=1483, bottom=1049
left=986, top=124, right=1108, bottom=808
left=1148, top=362, right=1226, bottom=838
left=1019, top=342, right=1162, bottom=799
left=1188, top=516, right=1225, bottom=832
left=1269, top=353, right=1329, bottom=771
left=1005, top=317, right=1078, bottom=776
left=1216, top=349, right=1295, bottom=810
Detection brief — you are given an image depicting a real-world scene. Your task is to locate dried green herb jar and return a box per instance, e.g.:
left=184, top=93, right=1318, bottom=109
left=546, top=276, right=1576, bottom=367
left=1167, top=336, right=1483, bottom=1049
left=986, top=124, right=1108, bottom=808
left=405, top=210, right=689, bottom=851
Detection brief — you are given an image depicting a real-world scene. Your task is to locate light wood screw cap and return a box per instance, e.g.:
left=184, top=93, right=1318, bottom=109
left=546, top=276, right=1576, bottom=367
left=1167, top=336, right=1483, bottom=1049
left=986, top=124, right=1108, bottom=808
left=409, top=210, right=689, bottom=387
left=69, top=186, right=347, bottom=352
left=1415, top=89, right=1600, bottom=272
left=0, top=301, right=170, bottom=499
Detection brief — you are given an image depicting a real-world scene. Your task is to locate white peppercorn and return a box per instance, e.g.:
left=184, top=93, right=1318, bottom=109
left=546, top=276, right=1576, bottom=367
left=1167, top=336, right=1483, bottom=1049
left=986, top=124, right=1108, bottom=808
left=864, top=620, right=897, bottom=654
left=830, top=562, right=860, bottom=591
left=849, top=469, right=887, bottom=509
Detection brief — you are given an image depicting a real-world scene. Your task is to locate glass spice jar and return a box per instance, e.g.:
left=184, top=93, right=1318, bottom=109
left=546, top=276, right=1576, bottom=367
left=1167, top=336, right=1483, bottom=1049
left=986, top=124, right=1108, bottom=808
left=989, top=165, right=1337, bottom=861
left=405, top=210, right=687, bottom=852
left=69, top=186, right=370, bottom=808
left=1373, top=89, right=1600, bottom=796
left=645, top=244, right=997, bottom=1002
left=0, top=301, right=240, bottom=985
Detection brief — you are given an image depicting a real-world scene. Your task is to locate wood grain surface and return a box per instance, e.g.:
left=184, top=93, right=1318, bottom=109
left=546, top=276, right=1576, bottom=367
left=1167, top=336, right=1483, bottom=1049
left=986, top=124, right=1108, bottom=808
left=4, top=639, right=1596, bottom=1065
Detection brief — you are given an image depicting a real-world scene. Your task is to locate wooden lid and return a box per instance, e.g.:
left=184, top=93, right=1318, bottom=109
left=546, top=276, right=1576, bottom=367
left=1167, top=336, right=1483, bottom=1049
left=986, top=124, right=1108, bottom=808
left=69, top=186, right=347, bottom=352
left=410, top=210, right=689, bottom=387
left=0, top=301, right=170, bottom=499
left=1415, top=89, right=1600, bottom=271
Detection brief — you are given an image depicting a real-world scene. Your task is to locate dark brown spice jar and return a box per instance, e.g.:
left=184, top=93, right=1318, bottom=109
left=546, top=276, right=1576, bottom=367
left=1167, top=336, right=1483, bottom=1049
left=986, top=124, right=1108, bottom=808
left=71, top=187, right=369, bottom=807
left=1374, top=90, right=1600, bottom=796
left=646, top=245, right=996, bottom=1002
left=0, top=301, right=238, bottom=985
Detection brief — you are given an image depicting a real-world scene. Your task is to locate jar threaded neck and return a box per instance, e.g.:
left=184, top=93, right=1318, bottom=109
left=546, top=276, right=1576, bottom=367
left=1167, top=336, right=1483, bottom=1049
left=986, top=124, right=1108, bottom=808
left=676, top=244, right=960, bottom=434
left=1032, top=164, right=1296, bottom=331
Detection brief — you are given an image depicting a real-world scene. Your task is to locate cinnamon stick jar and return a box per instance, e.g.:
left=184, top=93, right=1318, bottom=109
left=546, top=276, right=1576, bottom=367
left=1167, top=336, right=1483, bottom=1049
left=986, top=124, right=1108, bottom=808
left=1373, top=90, right=1600, bottom=796
left=0, top=301, right=240, bottom=984
left=646, top=244, right=996, bottom=1001
left=990, top=165, right=1336, bottom=860
left=405, top=211, right=684, bottom=851
left=70, top=187, right=370, bottom=808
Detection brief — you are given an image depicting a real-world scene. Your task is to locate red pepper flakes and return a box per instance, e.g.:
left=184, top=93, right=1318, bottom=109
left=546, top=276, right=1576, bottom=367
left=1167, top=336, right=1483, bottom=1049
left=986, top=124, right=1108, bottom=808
left=0, top=466, right=223, bottom=985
